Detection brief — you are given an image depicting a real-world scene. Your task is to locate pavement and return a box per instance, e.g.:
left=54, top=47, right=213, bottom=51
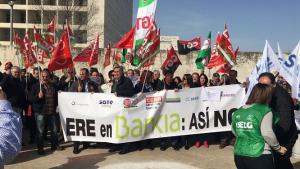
left=5, top=142, right=300, bottom=169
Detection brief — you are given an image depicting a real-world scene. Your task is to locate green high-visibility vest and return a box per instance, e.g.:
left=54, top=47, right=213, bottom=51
left=232, top=104, right=272, bottom=157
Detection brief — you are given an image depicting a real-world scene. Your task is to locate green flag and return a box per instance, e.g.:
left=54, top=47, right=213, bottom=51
left=195, top=32, right=211, bottom=70
left=122, top=49, right=127, bottom=63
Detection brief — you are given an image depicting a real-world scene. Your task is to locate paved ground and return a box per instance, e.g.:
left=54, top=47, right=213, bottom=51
left=5, top=142, right=300, bottom=169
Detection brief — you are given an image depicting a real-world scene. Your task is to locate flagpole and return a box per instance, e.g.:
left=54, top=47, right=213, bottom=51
left=33, top=28, right=42, bottom=92
left=66, top=19, right=79, bottom=88
left=141, top=60, right=150, bottom=94
left=54, top=16, right=56, bottom=45
left=25, top=68, right=28, bottom=100
left=15, top=47, right=20, bottom=68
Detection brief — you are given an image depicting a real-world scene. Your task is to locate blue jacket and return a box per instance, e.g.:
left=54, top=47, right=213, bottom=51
left=0, top=100, right=22, bottom=166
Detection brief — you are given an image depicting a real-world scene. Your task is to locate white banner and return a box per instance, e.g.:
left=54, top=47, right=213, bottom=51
left=58, top=85, right=245, bottom=143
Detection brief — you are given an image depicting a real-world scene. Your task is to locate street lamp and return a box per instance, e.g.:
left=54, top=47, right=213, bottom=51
left=8, top=1, right=14, bottom=49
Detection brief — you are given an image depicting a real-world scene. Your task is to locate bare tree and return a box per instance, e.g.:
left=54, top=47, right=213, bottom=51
left=30, top=0, right=102, bottom=44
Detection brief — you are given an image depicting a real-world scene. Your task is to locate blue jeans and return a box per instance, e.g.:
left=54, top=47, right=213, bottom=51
left=35, top=113, right=58, bottom=150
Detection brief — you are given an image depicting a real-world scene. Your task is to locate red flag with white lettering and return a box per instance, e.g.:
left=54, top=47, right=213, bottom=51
left=73, top=35, right=99, bottom=63
left=88, top=34, right=99, bottom=67
left=45, top=17, right=55, bottom=45
left=34, top=26, right=54, bottom=58
left=23, top=31, right=37, bottom=68
left=207, top=32, right=226, bottom=69
left=217, top=24, right=236, bottom=67
left=48, top=31, right=73, bottom=71
left=103, top=43, right=111, bottom=68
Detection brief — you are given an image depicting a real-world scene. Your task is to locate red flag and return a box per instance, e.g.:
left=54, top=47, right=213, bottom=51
left=139, top=28, right=160, bottom=67
left=34, top=26, right=54, bottom=59
left=114, top=27, right=135, bottom=49
left=45, top=17, right=55, bottom=45
left=103, top=43, right=111, bottom=68
left=35, top=48, right=45, bottom=64
left=65, top=22, right=73, bottom=36
left=73, top=35, right=99, bottom=63
left=88, top=34, right=99, bottom=66
left=214, top=25, right=238, bottom=73
left=161, top=46, right=182, bottom=74
left=136, top=21, right=160, bottom=60
left=14, top=32, right=24, bottom=49
left=23, top=31, right=37, bottom=68
left=234, top=47, right=239, bottom=58
left=207, top=32, right=226, bottom=69
left=223, top=23, right=231, bottom=42
left=217, top=24, right=236, bottom=67
left=48, top=31, right=73, bottom=71
left=14, top=33, right=25, bottom=67
left=113, top=49, right=121, bottom=63
left=216, top=64, right=232, bottom=74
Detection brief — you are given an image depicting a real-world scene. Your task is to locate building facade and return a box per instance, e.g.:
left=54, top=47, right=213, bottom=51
left=0, top=0, right=133, bottom=48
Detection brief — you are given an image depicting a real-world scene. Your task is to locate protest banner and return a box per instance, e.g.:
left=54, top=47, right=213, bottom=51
left=59, top=84, right=245, bottom=143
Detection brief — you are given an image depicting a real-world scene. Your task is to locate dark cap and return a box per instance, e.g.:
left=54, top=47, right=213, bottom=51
left=213, top=72, right=220, bottom=78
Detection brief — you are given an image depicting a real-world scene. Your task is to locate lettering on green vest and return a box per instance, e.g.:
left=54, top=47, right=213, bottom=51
left=232, top=104, right=272, bottom=157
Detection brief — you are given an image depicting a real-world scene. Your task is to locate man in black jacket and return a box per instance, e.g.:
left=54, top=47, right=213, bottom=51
left=0, top=66, right=26, bottom=114
left=69, top=68, right=98, bottom=154
left=110, top=66, right=135, bottom=154
left=153, top=70, right=164, bottom=91
left=111, top=66, right=135, bottom=97
left=58, top=67, right=77, bottom=92
left=259, top=72, right=298, bottom=169
left=29, top=69, right=63, bottom=155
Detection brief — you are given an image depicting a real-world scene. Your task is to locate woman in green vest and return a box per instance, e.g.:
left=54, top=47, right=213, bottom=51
left=232, top=83, right=287, bottom=169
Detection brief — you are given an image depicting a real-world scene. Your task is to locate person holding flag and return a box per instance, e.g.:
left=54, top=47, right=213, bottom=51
left=28, top=69, right=63, bottom=155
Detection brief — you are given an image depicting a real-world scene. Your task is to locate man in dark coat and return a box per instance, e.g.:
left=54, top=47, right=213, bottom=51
left=0, top=66, right=26, bottom=114
left=109, top=66, right=135, bottom=154
left=58, top=67, right=77, bottom=92
left=111, top=66, right=135, bottom=97
left=29, top=69, right=63, bottom=155
left=259, top=72, right=298, bottom=169
left=69, top=68, right=98, bottom=154
left=153, top=70, right=164, bottom=91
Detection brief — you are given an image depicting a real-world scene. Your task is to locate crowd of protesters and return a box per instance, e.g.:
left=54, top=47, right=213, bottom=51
left=0, top=61, right=298, bottom=168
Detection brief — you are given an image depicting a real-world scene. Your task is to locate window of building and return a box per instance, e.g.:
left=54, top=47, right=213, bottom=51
left=28, top=0, right=41, bottom=5
left=0, top=29, right=10, bottom=41
left=28, top=10, right=41, bottom=24
left=44, top=0, right=56, bottom=5
left=74, top=12, right=87, bottom=25
left=0, top=10, right=9, bottom=23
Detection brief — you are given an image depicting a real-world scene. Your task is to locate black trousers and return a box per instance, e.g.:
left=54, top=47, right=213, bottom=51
left=273, top=152, right=294, bottom=169
left=234, top=154, right=274, bottom=169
